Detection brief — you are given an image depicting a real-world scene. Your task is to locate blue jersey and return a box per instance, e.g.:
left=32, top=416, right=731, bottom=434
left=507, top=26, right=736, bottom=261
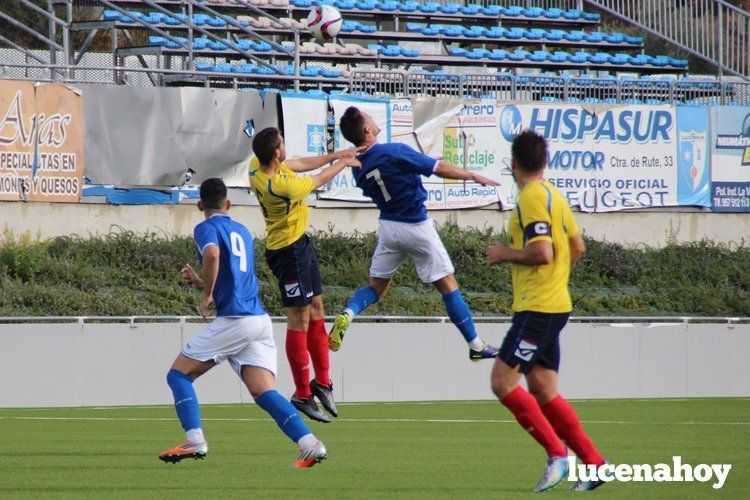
left=352, top=142, right=437, bottom=223
left=193, top=214, right=266, bottom=317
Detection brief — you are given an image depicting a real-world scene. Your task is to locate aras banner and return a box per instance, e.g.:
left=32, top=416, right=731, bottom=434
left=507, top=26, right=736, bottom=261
left=0, top=80, right=84, bottom=202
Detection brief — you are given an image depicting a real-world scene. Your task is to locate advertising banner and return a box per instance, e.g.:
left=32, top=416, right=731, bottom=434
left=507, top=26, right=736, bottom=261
left=425, top=99, right=505, bottom=209
left=280, top=94, right=328, bottom=159
left=496, top=103, right=680, bottom=212
left=0, top=80, right=84, bottom=202
left=676, top=106, right=711, bottom=207
left=710, top=106, right=750, bottom=212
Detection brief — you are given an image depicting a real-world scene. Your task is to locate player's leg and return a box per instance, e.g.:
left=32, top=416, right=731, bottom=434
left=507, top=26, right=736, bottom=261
left=232, top=315, right=326, bottom=467
left=526, top=330, right=608, bottom=491
left=241, top=366, right=327, bottom=468
left=286, top=304, right=330, bottom=423
left=432, top=274, right=498, bottom=360
left=329, top=222, right=405, bottom=350
left=406, top=220, right=496, bottom=359
left=492, top=312, right=568, bottom=492
left=160, top=323, right=220, bottom=463
left=307, top=294, right=338, bottom=417
left=266, top=239, right=330, bottom=423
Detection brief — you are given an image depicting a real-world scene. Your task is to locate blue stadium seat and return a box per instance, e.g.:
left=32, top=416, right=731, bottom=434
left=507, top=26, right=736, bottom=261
left=522, top=7, right=543, bottom=18
left=544, top=8, right=563, bottom=19
left=625, top=35, right=643, bottom=44
left=542, top=96, right=560, bottom=102
left=583, top=12, right=601, bottom=20
left=564, top=31, right=585, bottom=41
left=356, top=2, right=377, bottom=11
left=546, top=30, right=565, bottom=41
left=193, top=38, right=209, bottom=50
left=569, top=52, right=588, bottom=63
left=449, top=47, right=468, bottom=56
left=584, top=97, right=601, bottom=103
left=502, top=6, right=524, bottom=17
left=466, top=48, right=489, bottom=60
left=462, top=26, right=487, bottom=38
left=406, top=23, right=423, bottom=32
left=195, top=62, right=213, bottom=72
left=208, top=40, right=228, bottom=51
left=584, top=32, right=606, bottom=43
left=605, top=32, right=625, bottom=43
left=548, top=52, right=569, bottom=63
left=376, top=2, right=398, bottom=12
left=530, top=51, right=548, bottom=62
left=646, top=99, right=664, bottom=105
left=504, top=28, right=524, bottom=40
left=398, top=2, right=419, bottom=12
left=481, top=5, right=502, bottom=16
left=460, top=4, right=482, bottom=15
left=340, top=21, right=358, bottom=32
left=487, top=49, right=508, bottom=61
left=443, top=25, right=463, bottom=36
left=417, top=2, right=439, bottom=13
left=524, top=29, right=544, bottom=40
left=563, top=9, right=583, bottom=20
left=438, top=3, right=461, bottom=14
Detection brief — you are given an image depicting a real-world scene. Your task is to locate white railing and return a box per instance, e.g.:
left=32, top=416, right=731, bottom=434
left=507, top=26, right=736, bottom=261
left=586, top=0, right=750, bottom=79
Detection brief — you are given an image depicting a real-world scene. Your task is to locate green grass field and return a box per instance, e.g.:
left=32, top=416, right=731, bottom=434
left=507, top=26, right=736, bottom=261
left=0, top=399, right=747, bottom=499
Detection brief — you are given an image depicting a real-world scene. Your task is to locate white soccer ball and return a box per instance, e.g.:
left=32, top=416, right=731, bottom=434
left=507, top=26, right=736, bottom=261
left=307, top=5, right=343, bottom=41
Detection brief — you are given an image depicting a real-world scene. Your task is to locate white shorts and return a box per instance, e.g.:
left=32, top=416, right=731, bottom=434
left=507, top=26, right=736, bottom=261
left=182, top=315, right=277, bottom=376
left=370, top=218, right=455, bottom=284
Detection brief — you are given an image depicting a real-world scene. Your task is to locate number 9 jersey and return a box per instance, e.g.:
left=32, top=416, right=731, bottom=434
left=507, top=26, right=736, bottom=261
left=352, top=142, right=438, bottom=223
left=193, top=214, right=266, bottom=317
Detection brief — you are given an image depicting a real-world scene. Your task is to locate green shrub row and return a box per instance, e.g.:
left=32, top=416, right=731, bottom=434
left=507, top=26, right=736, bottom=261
left=0, top=225, right=748, bottom=317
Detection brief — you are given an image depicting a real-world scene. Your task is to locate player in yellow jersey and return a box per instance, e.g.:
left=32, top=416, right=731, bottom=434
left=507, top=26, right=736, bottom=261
left=250, top=127, right=360, bottom=423
left=486, top=130, right=607, bottom=493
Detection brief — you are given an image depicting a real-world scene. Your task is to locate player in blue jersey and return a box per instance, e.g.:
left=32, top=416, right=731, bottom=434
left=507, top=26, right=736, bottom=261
left=329, top=106, right=500, bottom=360
left=159, top=178, right=326, bottom=468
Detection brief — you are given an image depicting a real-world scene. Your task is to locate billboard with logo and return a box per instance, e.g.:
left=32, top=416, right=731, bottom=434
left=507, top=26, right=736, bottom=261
left=497, top=103, right=682, bottom=212
left=0, top=80, right=84, bottom=202
left=710, top=106, right=750, bottom=212
left=280, top=93, right=328, bottom=160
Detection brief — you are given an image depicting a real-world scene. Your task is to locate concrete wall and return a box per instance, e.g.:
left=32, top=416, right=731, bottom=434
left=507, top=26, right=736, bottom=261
left=3, top=201, right=749, bottom=247
left=1, top=320, right=747, bottom=407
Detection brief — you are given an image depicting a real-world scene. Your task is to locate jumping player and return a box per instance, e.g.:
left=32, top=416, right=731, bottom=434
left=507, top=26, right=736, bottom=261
left=486, top=130, right=607, bottom=492
left=330, top=106, right=499, bottom=360
left=250, top=127, right=360, bottom=423
left=159, top=178, right=327, bottom=468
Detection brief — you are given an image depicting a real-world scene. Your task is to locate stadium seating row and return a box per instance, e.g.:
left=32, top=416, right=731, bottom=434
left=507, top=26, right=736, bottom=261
left=104, top=11, right=632, bottom=48
left=406, top=25, right=642, bottom=44
left=447, top=48, right=687, bottom=68
left=195, top=61, right=346, bottom=77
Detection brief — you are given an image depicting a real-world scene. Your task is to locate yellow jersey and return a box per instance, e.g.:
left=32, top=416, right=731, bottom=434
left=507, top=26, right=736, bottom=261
left=507, top=179, right=580, bottom=313
left=249, top=157, right=316, bottom=250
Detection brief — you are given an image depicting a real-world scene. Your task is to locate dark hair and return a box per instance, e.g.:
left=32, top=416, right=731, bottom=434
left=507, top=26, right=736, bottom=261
left=511, top=129, right=548, bottom=172
left=339, top=106, right=366, bottom=146
left=199, top=178, right=227, bottom=210
left=252, top=127, right=283, bottom=165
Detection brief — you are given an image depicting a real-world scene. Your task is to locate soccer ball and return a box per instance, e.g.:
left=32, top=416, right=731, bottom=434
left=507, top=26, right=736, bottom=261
left=307, top=5, right=343, bottom=41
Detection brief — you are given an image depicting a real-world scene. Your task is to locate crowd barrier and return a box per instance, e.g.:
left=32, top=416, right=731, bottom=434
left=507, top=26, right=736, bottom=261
left=0, top=317, right=747, bottom=407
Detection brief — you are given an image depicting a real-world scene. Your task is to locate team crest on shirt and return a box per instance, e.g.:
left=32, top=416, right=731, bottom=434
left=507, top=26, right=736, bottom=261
left=514, top=339, right=537, bottom=362
left=284, top=280, right=301, bottom=298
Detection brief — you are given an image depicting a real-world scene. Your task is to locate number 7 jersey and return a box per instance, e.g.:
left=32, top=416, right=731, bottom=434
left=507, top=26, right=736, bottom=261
left=352, top=142, right=438, bottom=223
left=193, top=214, right=266, bottom=317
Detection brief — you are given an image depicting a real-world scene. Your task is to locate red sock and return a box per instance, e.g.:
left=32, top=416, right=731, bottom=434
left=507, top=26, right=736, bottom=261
left=501, top=386, right=567, bottom=458
left=541, top=395, right=604, bottom=466
left=285, top=329, right=311, bottom=399
left=307, top=318, right=331, bottom=387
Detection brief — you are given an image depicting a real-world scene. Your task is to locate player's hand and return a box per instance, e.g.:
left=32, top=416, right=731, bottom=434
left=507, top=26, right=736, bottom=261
left=336, top=146, right=366, bottom=159
left=471, top=173, right=501, bottom=187
left=181, top=263, right=202, bottom=288
left=486, top=243, right=510, bottom=265
left=199, top=295, right=215, bottom=318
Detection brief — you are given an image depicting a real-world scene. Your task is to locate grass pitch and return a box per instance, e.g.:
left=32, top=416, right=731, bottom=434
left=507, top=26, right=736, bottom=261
left=0, top=399, right=747, bottom=499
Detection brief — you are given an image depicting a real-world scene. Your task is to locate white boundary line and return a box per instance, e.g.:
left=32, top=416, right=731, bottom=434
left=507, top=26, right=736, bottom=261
left=4, top=397, right=748, bottom=411
left=0, top=415, right=747, bottom=426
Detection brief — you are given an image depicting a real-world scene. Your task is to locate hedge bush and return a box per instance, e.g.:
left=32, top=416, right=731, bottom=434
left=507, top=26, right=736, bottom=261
left=0, top=225, right=747, bottom=317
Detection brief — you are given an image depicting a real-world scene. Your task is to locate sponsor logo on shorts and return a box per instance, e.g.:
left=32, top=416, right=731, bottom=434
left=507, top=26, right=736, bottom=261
left=284, top=280, right=301, bottom=298
left=514, top=339, right=537, bottom=362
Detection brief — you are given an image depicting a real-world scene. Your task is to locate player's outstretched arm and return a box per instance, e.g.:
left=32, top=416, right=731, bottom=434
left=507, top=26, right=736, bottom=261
left=199, top=245, right=220, bottom=318
left=486, top=240, right=553, bottom=266
left=285, top=147, right=363, bottom=173
left=310, top=157, right=361, bottom=188
left=433, top=160, right=500, bottom=186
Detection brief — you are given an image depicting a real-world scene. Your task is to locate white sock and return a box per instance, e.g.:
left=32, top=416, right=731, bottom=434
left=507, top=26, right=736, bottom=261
left=344, top=308, right=355, bottom=320
left=297, top=433, right=318, bottom=450
left=186, top=428, right=205, bottom=444
left=469, top=338, right=484, bottom=351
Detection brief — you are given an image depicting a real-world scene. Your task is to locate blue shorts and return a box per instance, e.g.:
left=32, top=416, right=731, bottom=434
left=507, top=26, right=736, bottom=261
left=265, top=234, right=322, bottom=308
left=497, top=311, right=570, bottom=374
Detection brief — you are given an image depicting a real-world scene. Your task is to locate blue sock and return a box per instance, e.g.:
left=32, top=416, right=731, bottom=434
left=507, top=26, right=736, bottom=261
left=166, top=369, right=202, bottom=432
left=345, top=286, right=380, bottom=317
left=442, top=289, right=479, bottom=344
left=255, top=390, right=311, bottom=443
